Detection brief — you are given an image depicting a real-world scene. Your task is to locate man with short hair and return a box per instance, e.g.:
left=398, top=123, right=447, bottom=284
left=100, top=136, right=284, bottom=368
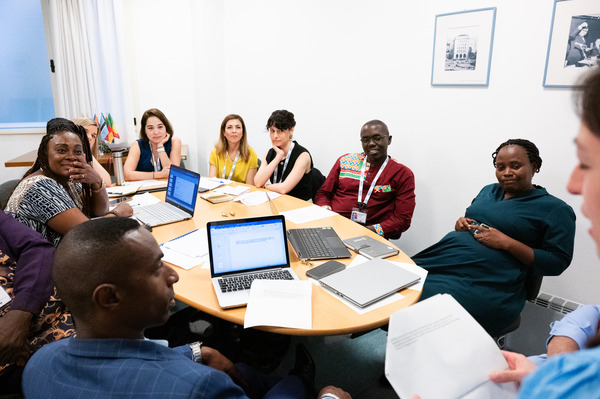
left=22, top=218, right=350, bottom=399
left=315, top=120, right=416, bottom=239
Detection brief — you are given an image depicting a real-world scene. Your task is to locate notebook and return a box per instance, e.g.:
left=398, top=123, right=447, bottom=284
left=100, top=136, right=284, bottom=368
left=207, top=215, right=300, bottom=309
left=343, top=235, right=399, bottom=259
left=319, top=259, right=420, bottom=308
left=132, top=165, right=200, bottom=227
left=287, top=227, right=352, bottom=261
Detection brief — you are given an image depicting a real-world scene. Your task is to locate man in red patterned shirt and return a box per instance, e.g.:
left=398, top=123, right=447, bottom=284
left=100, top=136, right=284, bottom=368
left=315, top=120, right=416, bottom=239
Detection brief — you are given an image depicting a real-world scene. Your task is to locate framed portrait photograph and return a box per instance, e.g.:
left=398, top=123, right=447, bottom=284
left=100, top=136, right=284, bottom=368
left=431, top=7, right=497, bottom=86
left=544, top=0, right=600, bottom=88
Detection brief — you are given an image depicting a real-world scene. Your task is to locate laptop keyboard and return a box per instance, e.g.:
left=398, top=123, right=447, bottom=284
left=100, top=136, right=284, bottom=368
left=218, top=269, right=294, bottom=292
left=298, top=228, right=334, bottom=258
left=134, top=203, right=189, bottom=226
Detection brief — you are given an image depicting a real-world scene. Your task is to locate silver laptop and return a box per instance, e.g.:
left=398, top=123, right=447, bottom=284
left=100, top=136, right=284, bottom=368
left=287, top=227, right=351, bottom=261
left=319, top=259, right=420, bottom=308
left=133, top=165, right=200, bottom=227
left=207, top=215, right=300, bottom=309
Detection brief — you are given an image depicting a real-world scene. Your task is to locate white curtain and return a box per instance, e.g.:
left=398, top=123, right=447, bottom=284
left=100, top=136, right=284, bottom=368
left=45, top=0, right=133, bottom=143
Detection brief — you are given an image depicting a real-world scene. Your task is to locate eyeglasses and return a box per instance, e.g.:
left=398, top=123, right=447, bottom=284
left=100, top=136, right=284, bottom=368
left=360, top=135, right=388, bottom=144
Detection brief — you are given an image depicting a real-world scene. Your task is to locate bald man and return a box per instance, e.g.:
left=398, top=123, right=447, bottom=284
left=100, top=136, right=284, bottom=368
left=22, top=218, right=350, bottom=399
left=315, top=120, right=416, bottom=239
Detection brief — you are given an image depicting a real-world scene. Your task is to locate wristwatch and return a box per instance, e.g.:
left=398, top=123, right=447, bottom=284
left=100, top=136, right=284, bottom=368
left=189, top=341, right=203, bottom=363
left=157, top=147, right=166, bottom=153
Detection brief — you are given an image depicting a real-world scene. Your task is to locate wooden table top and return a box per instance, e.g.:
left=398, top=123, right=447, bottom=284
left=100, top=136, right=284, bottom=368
left=150, top=185, right=421, bottom=336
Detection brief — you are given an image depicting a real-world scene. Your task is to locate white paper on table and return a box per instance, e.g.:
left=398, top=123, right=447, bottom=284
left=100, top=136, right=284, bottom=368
left=385, top=294, right=518, bottom=399
left=313, top=255, right=426, bottom=315
left=280, top=205, right=337, bottom=224
left=129, top=179, right=168, bottom=190
left=199, top=177, right=230, bottom=190
left=161, top=247, right=206, bottom=270
left=162, top=229, right=209, bottom=258
left=106, top=183, right=142, bottom=197
left=129, top=192, right=161, bottom=207
left=244, top=280, right=312, bottom=329
left=214, top=185, right=250, bottom=196
left=235, top=191, right=268, bottom=206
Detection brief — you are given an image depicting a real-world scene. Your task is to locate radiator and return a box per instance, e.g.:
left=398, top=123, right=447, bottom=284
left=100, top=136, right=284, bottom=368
left=504, top=292, right=582, bottom=356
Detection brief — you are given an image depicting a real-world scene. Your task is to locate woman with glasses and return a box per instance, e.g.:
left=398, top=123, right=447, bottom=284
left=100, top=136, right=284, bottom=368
left=254, top=109, right=316, bottom=200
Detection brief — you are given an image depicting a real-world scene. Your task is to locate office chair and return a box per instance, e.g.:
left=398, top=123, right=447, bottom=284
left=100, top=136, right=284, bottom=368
left=495, top=272, right=544, bottom=348
left=0, top=179, right=19, bottom=209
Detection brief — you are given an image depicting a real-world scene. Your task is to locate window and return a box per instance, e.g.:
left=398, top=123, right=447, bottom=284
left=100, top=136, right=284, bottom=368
left=0, top=0, right=55, bottom=129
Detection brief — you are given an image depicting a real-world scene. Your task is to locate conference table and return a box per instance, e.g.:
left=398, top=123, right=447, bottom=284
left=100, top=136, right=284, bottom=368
left=150, top=185, right=421, bottom=336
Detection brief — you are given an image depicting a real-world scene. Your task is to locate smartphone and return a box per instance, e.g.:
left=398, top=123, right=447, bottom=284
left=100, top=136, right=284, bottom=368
left=306, top=260, right=346, bottom=280
left=108, top=197, right=129, bottom=206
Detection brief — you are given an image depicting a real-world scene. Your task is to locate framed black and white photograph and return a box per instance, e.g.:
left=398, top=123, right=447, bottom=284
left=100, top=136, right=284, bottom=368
left=544, top=0, right=600, bottom=87
left=431, top=7, right=497, bottom=86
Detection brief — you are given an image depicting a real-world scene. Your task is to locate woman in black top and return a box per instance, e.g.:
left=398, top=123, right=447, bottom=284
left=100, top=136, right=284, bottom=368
left=254, top=110, right=315, bottom=200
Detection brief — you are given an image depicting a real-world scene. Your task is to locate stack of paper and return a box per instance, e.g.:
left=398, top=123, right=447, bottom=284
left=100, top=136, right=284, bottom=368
left=385, top=294, right=518, bottom=399
left=244, top=280, right=312, bottom=329
left=160, top=229, right=209, bottom=270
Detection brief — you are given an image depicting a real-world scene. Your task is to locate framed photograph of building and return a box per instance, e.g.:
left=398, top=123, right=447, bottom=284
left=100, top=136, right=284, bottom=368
left=431, top=7, right=497, bottom=86
left=543, top=0, right=600, bottom=88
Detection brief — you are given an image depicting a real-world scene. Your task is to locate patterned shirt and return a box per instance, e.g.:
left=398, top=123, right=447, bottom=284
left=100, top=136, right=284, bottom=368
left=315, top=153, right=416, bottom=239
left=5, top=175, right=82, bottom=247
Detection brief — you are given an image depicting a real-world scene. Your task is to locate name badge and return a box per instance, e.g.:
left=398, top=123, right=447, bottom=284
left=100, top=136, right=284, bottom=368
left=0, top=286, right=12, bottom=308
left=351, top=208, right=367, bottom=224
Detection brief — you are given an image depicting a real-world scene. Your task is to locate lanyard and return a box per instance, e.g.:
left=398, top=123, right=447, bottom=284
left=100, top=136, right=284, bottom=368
left=151, top=152, right=161, bottom=172
left=358, top=155, right=389, bottom=207
left=222, top=152, right=239, bottom=180
left=272, top=142, right=295, bottom=184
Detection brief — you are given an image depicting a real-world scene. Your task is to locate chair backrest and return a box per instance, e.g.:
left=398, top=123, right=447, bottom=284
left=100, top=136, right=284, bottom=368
left=0, top=179, right=19, bottom=209
left=525, top=272, right=543, bottom=301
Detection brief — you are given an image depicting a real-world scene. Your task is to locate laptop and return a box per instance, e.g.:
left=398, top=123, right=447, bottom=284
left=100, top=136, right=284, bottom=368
left=133, top=165, right=200, bottom=227
left=207, top=215, right=300, bottom=309
left=319, top=259, right=421, bottom=308
left=287, top=227, right=352, bottom=261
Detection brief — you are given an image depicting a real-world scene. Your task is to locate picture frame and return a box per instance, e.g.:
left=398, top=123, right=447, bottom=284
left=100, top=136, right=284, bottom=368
left=431, top=7, right=497, bottom=86
left=543, top=0, right=600, bottom=88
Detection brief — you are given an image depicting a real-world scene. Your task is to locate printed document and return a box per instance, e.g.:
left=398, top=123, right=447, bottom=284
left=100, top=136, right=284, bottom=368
left=385, top=294, right=518, bottom=399
left=244, top=280, right=312, bottom=329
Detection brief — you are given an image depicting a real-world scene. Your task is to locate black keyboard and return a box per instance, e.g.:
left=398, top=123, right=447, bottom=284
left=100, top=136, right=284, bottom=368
left=298, top=229, right=334, bottom=258
left=218, top=269, right=294, bottom=292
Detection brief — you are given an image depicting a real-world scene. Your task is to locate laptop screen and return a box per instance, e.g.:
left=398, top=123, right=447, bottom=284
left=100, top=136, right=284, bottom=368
left=165, top=165, right=200, bottom=213
left=208, top=215, right=290, bottom=276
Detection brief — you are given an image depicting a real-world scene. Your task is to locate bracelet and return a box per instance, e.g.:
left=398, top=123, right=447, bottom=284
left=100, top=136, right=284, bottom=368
left=107, top=210, right=119, bottom=217
left=189, top=341, right=203, bottom=363
left=319, top=394, right=340, bottom=399
left=157, top=147, right=166, bottom=153
left=92, top=181, right=106, bottom=193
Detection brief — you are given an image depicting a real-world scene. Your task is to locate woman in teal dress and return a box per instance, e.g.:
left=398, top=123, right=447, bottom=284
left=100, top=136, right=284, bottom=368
left=412, top=139, right=576, bottom=337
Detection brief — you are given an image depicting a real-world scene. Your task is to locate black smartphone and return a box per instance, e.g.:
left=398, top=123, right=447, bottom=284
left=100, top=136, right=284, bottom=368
left=305, top=260, right=346, bottom=280
left=108, top=197, right=129, bottom=206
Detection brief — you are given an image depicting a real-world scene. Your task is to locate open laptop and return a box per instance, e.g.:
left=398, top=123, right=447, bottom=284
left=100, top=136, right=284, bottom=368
left=133, top=165, right=200, bottom=227
left=319, top=259, right=420, bottom=308
left=287, top=227, right=352, bottom=261
left=207, top=215, right=300, bottom=309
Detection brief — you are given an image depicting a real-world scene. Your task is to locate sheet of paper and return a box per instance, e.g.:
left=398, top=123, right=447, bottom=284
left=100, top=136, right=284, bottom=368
left=280, top=204, right=337, bottom=224
left=235, top=190, right=268, bottom=206
left=214, top=185, right=249, bottom=196
left=385, top=294, right=518, bottom=399
left=160, top=229, right=209, bottom=270
left=244, top=280, right=312, bottom=329
left=161, top=247, right=206, bottom=270
left=199, top=177, right=230, bottom=190
left=106, top=183, right=142, bottom=197
left=129, top=192, right=161, bottom=207
left=128, top=179, right=168, bottom=190
left=313, top=256, right=427, bottom=315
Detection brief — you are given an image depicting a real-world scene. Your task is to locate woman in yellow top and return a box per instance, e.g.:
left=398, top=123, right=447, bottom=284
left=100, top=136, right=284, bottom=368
left=209, top=114, right=258, bottom=184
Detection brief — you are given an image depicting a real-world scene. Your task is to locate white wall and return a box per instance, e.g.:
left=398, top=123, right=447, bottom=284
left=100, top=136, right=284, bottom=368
left=3, top=0, right=595, bottom=304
